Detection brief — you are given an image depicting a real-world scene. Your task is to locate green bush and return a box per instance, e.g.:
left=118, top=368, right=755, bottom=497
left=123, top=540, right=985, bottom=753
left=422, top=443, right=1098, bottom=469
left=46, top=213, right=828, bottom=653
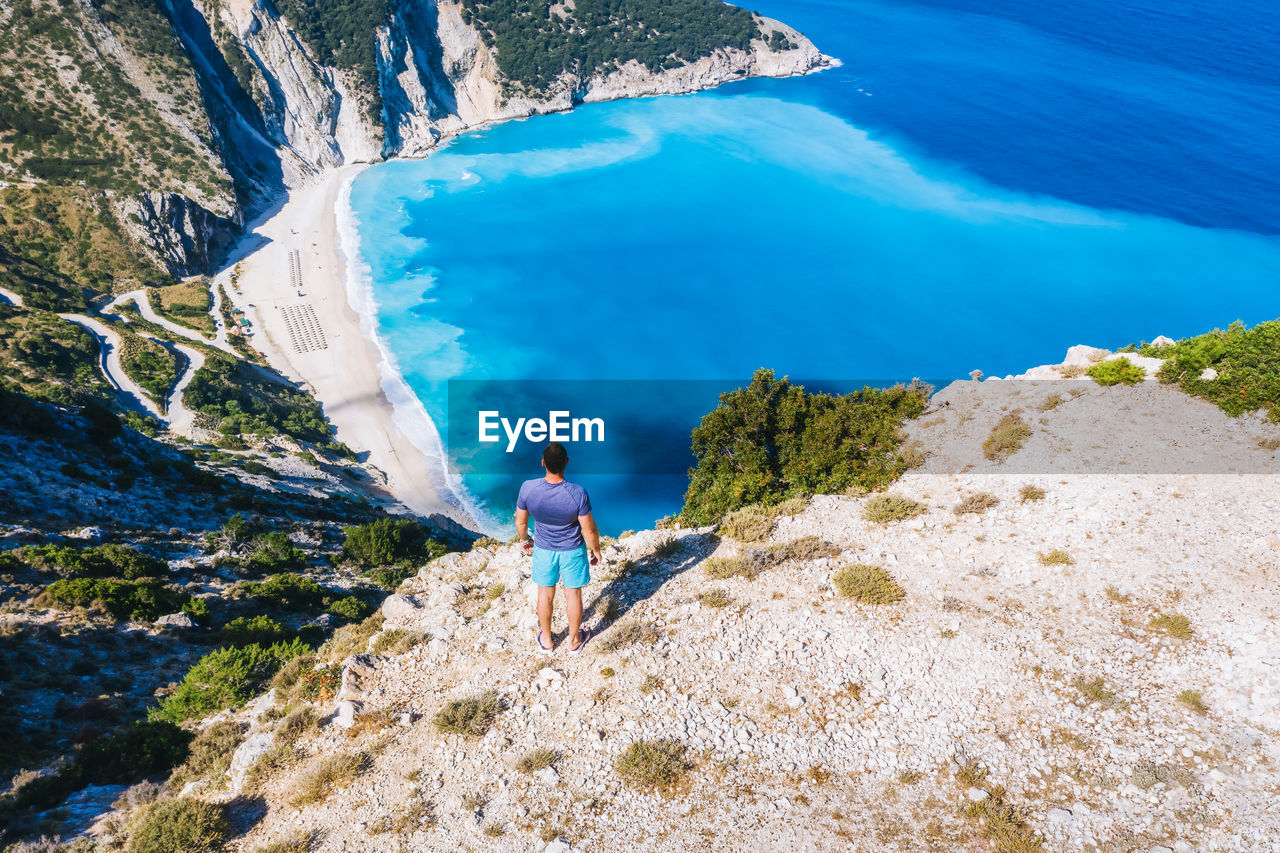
left=219, top=614, right=292, bottom=647
left=327, top=596, right=374, bottom=622
left=153, top=640, right=310, bottom=723
left=13, top=720, right=192, bottom=812
left=1154, top=320, right=1280, bottom=421
left=1088, top=357, right=1147, bottom=386
left=42, top=577, right=191, bottom=621
left=23, top=543, right=166, bottom=579
left=127, top=798, right=229, bottom=853
left=341, top=518, right=446, bottom=569
left=238, top=573, right=327, bottom=611
left=244, top=532, right=307, bottom=573
left=682, top=370, right=930, bottom=524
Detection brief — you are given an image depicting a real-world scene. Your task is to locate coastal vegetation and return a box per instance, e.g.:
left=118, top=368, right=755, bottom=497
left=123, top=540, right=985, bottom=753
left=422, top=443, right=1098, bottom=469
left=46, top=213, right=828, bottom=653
left=461, top=0, right=760, bottom=92
left=681, top=370, right=930, bottom=525
left=184, top=352, right=332, bottom=443
left=1146, top=320, right=1280, bottom=421
left=1087, top=357, right=1146, bottom=386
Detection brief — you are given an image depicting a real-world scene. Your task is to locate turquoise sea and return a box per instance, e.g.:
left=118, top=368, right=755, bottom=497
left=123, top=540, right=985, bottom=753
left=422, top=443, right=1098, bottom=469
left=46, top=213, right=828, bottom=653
left=347, top=0, right=1280, bottom=534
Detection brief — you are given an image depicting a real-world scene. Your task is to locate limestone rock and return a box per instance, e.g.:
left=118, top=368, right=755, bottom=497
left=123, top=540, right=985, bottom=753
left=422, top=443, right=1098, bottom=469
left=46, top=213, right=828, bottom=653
left=382, top=593, right=424, bottom=622
left=154, top=612, right=196, bottom=629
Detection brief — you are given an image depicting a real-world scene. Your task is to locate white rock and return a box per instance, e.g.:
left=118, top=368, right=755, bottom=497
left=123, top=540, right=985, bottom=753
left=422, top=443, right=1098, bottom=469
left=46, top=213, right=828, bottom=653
left=333, top=699, right=364, bottom=729
left=381, top=594, right=424, bottom=621
left=1150, top=335, right=1175, bottom=348
left=1063, top=345, right=1111, bottom=367
left=153, top=612, right=195, bottom=628
left=533, top=766, right=561, bottom=786
left=227, top=731, right=276, bottom=793
left=1046, top=807, right=1073, bottom=824
left=965, top=787, right=989, bottom=802
left=1200, top=367, right=1218, bottom=380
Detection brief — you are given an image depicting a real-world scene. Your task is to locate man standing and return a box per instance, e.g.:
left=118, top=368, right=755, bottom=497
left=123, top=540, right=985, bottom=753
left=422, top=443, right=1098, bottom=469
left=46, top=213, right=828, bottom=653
left=515, top=441, right=601, bottom=654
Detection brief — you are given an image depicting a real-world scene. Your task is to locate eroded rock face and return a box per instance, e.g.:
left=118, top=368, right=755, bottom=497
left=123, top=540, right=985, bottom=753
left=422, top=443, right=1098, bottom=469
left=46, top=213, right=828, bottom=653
left=113, top=192, right=240, bottom=277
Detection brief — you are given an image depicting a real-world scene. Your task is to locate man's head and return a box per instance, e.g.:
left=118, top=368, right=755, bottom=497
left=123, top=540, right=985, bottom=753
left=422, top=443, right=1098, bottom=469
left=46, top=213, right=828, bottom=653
left=542, top=441, right=569, bottom=476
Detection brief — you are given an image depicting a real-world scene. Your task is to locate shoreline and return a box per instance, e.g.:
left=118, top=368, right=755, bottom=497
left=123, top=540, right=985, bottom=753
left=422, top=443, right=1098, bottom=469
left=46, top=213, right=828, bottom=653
left=219, top=166, right=477, bottom=531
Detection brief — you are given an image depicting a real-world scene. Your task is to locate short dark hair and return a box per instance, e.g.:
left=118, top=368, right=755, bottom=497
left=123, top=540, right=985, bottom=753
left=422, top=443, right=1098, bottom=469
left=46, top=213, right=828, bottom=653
left=542, top=442, right=568, bottom=475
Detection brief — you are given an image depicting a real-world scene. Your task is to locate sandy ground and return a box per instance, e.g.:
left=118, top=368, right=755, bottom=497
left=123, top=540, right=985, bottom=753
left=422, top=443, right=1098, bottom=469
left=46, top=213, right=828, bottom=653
left=221, top=167, right=469, bottom=527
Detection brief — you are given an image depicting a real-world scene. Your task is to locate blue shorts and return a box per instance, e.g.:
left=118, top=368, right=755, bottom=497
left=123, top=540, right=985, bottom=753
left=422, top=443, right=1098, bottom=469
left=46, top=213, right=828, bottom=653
left=532, top=544, right=590, bottom=589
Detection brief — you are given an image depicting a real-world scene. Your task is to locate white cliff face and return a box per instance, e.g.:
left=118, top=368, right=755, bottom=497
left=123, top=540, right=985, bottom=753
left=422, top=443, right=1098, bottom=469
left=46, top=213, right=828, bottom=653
left=197, top=0, right=832, bottom=181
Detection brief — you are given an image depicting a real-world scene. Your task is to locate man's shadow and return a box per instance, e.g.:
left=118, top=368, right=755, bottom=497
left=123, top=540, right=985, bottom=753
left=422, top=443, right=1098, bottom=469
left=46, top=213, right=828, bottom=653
left=584, top=531, right=720, bottom=634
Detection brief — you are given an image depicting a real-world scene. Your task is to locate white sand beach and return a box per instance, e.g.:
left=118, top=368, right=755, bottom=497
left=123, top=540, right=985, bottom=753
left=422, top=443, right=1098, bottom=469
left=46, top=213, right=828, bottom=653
left=221, top=167, right=471, bottom=528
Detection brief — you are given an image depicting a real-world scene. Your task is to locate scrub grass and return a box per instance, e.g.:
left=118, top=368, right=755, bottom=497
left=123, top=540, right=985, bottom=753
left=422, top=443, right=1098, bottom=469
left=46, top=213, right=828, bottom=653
left=833, top=564, right=905, bottom=604
left=863, top=493, right=926, bottom=524
left=614, top=739, right=691, bottom=794
left=1037, top=549, right=1073, bottom=566
left=719, top=504, right=773, bottom=542
left=290, top=752, right=370, bottom=806
left=434, top=692, right=502, bottom=737
left=1150, top=612, right=1193, bottom=640
left=954, top=492, right=998, bottom=515
left=516, top=748, right=561, bottom=775
left=983, top=413, right=1032, bottom=462
left=1088, top=358, right=1146, bottom=386
left=1018, top=485, right=1046, bottom=502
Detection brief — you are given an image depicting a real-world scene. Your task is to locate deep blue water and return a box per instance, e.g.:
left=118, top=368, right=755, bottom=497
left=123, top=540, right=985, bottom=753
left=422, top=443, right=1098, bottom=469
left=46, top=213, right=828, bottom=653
left=348, top=0, right=1280, bottom=534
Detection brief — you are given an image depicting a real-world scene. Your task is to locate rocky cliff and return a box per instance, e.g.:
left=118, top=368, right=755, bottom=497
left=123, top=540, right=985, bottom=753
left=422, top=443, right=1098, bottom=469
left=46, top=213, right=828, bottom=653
left=193, top=0, right=831, bottom=172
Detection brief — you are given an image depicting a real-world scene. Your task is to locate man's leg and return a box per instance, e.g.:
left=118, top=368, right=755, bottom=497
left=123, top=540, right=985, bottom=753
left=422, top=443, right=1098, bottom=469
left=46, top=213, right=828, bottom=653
left=564, top=586, right=583, bottom=649
left=537, top=584, right=556, bottom=646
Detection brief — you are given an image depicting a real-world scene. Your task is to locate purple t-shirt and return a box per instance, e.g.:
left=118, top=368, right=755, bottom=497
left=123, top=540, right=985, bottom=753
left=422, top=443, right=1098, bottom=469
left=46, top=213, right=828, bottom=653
left=517, top=478, right=592, bottom=551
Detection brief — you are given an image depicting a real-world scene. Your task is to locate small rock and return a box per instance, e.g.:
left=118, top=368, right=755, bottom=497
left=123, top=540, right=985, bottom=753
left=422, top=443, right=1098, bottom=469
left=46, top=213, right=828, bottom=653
left=153, top=612, right=195, bottom=629
left=533, top=766, right=561, bottom=786
left=178, top=780, right=208, bottom=798
left=965, top=787, right=989, bottom=802
left=785, top=696, right=805, bottom=710
left=544, top=840, right=574, bottom=853
left=72, top=526, right=106, bottom=541
left=1200, top=367, right=1218, bottom=380
left=1046, top=807, right=1073, bottom=824
left=1150, top=335, right=1175, bottom=348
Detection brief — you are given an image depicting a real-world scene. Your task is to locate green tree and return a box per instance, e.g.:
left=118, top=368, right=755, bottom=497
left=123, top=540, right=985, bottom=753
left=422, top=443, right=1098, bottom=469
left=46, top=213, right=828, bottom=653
left=682, top=370, right=929, bottom=524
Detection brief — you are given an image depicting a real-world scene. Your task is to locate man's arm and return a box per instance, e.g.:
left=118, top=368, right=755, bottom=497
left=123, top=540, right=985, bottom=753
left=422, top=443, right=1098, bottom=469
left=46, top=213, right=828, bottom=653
left=579, top=512, right=601, bottom=565
left=515, top=508, right=532, bottom=554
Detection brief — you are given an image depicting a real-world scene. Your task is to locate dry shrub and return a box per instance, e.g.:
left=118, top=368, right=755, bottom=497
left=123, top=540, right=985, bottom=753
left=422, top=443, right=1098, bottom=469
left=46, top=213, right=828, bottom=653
left=953, top=492, right=999, bottom=515
left=718, top=504, right=772, bottom=542
left=433, top=692, right=501, bottom=737
left=833, top=564, right=905, bottom=604
left=614, top=739, right=690, bottom=794
left=290, top=752, right=369, bottom=806
left=863, top=493, right=926, bottom=524
left=983, top=412, right=1031, bottom=462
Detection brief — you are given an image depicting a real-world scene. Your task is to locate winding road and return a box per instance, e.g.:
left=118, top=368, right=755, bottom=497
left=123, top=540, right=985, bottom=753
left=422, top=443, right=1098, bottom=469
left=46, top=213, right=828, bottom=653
left=106, top=286, right=238, bottom=356
left=57, top=313, right=164, bottom=419
left=54, top=286, right=226, bottom=430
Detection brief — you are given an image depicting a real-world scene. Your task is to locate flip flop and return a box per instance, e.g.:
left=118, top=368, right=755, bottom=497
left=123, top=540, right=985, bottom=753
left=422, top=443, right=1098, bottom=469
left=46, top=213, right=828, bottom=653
left=535, top=629, right=554, bottom=655
left=569, top=626, right=592, bottom=654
